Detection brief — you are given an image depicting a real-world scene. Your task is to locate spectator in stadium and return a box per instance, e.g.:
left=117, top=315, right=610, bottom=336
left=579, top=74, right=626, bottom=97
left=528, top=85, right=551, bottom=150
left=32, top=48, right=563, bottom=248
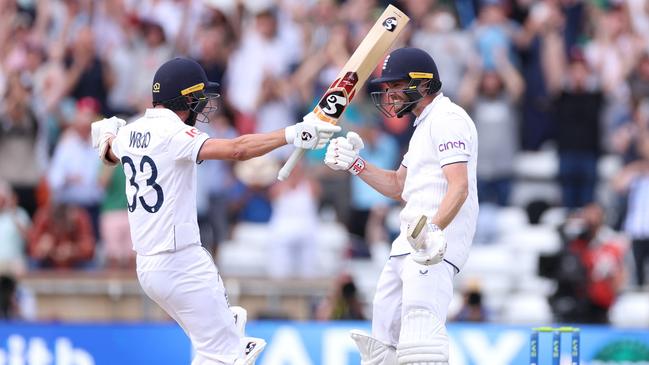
left=0, top=73, right=41, bottom=217
left=628, top=52, right=649, bottom=103
left=131, top=18, right=174, bottom=112
left=347, top=120, right=399, bottom=249
left=458, top=47, right=523, bottom=206
left=545, top=44, right=604, bottom=209
left=0, top=274, right=19, bottom=320
left=611, top=98, right=649, bottom=164
left=28, top=203, right=95, bottom=269
left=551, top=203, right=627, bottom=323
left=225, top=3, right=299, bottom=134
left=267, top=161, right=320, bottom=278
left=453, top=285, right=488, bottom=322
left=228, top=164, right=273, bottom=224
left=411, top=7, right=473, bottom=100
left=47, top=97, right=104, bottom=239
left=196, top=109, right=238, bottom=258
left=515, top=0, right=565, bottom=150
left=315, top=274, right=366, bottom=321
left=612, top=132, right=649, bottom=287
left=0, top=180, right=30, bottom=274
left=99, top=164, right=133, bottom=269
left=63, top=26, right=113, bottom=115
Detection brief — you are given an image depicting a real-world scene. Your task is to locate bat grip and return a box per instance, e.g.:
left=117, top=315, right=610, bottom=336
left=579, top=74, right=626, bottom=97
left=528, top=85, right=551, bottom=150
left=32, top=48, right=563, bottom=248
left=277, top=148, right=306, bottom=181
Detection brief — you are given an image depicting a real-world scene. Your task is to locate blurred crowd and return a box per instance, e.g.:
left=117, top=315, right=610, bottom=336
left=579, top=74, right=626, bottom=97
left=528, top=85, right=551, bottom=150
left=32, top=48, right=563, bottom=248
left=1, top=0, right=649, bottom=322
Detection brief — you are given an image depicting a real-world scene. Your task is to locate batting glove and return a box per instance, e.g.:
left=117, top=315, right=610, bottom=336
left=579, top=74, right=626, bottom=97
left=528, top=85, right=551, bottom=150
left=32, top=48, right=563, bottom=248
left=285, top=112, right=341, bottom=150
left=407, top=215, right=447, bottom=266
left=91, top=116, right=126, bottom=165
left=324, top=132, right=366, bottom=175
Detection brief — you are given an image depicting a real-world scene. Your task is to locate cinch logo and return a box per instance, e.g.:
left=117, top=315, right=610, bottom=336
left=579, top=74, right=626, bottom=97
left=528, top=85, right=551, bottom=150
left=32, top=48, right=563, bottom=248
left=438, top=140, right=466, bottom=152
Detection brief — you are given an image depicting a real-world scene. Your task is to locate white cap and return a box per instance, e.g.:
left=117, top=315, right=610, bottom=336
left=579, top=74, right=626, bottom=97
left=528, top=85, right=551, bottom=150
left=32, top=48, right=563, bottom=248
left=203, top=0, right=236, bottom=16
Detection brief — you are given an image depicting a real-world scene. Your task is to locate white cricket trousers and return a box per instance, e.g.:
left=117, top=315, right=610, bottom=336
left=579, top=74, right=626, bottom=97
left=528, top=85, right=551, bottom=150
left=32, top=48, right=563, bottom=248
left=371, top=255, right=456, bottom=346
left=137, top=245, right=240, bottom=365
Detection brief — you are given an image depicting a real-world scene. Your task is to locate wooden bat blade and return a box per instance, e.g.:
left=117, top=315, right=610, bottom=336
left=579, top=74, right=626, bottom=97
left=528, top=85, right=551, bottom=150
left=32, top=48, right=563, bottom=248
left=278, top=5, right=410, bottom=181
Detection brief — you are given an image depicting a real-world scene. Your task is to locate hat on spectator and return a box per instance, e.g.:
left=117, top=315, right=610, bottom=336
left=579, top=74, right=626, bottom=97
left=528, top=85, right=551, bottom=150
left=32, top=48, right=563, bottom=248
left=76, top=97, right=101, bottom=115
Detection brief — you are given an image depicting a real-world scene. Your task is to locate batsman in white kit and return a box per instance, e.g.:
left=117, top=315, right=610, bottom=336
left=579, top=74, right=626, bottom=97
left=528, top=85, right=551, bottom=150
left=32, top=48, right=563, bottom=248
left=90, top=57, right=340, bottom=365
left=325, top=48, right=479, bottom=364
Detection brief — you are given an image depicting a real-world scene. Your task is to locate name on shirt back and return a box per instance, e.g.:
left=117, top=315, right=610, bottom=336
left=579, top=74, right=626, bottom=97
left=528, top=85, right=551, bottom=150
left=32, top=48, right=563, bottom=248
left=130, top=131, right=151, bottom=149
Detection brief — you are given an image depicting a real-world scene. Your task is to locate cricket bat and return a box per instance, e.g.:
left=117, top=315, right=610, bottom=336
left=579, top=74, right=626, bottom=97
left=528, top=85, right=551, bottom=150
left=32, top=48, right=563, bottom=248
left=277, top=4, right=409, bottom=181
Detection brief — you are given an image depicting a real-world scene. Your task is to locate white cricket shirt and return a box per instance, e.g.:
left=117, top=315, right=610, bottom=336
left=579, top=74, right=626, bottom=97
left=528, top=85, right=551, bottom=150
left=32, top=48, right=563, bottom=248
left=391, top=94, right=479, bottom=271
left=112, top=108, right=209, bottom=255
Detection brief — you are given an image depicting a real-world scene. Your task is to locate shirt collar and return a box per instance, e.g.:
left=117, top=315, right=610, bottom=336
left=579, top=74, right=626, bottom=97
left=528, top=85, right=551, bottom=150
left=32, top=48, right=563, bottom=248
left=145, top=108, right=182, bottom=121
left=413, top=92, right=446, bottom=127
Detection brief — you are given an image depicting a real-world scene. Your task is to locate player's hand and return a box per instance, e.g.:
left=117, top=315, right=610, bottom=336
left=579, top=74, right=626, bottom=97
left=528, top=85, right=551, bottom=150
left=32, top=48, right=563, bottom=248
left=91, top=116, right=126, bottom=165
left=406, top=215, right=447, bottom=266
left=285, top=112, right=341, bottom=150
left=324, top=132, right=366, bottom=175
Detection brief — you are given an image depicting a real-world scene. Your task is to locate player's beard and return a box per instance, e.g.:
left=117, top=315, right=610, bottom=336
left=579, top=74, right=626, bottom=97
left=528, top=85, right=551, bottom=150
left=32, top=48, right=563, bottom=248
left=185, top=111, right=198, bottom=126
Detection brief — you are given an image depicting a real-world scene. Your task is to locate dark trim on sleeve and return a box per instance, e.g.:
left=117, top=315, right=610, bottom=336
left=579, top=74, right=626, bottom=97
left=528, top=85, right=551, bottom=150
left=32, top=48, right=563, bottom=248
left=440, top=161, right=468, bottom=168
left=389, top=253, right=460, bottom=273
left=195, top=138, right=209, bottom=165
left=444, top=259, right=460, bottom=274
left=400, top=163, right=408, bottom=168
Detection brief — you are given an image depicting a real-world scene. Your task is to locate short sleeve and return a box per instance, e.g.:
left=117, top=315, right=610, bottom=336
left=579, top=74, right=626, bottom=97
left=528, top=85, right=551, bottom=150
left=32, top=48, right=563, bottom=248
left=168, top=126, right=210, bottom=163
left=111, top=134, right=122, bottom=159
left=431, top=115, right=472, bottom=167
left=401, top=151, right=410, bottom=168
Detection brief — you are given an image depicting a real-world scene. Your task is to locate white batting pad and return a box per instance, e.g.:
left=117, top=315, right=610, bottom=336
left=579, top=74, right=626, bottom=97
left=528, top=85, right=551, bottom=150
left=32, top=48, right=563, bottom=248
left=396, top=309, right=449, bottom=365
left=350, top=330, right=397, bottom=365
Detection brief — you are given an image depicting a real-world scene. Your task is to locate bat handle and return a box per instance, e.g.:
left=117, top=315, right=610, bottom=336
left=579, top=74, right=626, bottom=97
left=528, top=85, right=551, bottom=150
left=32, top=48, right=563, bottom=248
left=277, top=148, right=306, bottom=181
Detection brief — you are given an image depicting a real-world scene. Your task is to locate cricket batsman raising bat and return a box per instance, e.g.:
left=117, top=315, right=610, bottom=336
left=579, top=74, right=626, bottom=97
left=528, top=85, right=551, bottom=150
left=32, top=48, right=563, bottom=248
left=325, top=45, right=480, bottom=364
left=277, top=4, right=410, bottom=180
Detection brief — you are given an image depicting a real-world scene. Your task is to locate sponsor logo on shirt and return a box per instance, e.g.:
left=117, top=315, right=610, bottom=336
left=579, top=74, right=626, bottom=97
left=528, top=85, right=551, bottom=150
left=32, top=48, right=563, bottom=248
left=438, top=140, right=466, bottom=152
left=185, top=128, right=201, bottom=138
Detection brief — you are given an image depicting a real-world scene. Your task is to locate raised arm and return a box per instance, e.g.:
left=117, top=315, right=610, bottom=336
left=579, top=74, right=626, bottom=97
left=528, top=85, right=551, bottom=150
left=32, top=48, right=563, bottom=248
left=91, top=113, right=340, bottom=165
left=198, top=129, right=287, bottom=161
left=357, top=163, right=406, bottom=201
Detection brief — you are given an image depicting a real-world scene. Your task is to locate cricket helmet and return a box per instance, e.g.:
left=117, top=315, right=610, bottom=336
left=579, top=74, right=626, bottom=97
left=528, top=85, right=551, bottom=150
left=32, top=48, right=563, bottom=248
left=370, top=48, right=442, bottom=118
left=152, top=57, right=220, bottom=126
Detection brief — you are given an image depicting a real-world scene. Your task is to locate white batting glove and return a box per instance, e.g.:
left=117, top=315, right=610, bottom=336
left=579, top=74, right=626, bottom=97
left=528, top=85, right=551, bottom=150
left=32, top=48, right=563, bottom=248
left=324, top=132, right=366, bottom=175
left=91, top=116, right=125, bottom=165
left=407, top=215, right=447, bottom=266
left=285, top=112, right=341, bottom=150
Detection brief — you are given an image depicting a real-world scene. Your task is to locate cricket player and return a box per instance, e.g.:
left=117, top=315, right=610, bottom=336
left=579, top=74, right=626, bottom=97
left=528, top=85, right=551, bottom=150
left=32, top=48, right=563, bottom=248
left=90, top=57, right=340, bottom=365
left=325, top=48, right=478, bottom=364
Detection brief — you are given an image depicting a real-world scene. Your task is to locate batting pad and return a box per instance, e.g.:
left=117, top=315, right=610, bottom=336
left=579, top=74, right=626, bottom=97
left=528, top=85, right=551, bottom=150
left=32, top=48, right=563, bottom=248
left=396, top=309, right=449, bottom=365
left=350, top=330, right=397, bottom=365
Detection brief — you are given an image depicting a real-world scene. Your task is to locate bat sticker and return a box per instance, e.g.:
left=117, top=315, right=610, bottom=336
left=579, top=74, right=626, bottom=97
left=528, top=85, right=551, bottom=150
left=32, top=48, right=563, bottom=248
left=318, top=91, right=348, bottom=118
left=383, top=17, right=397, bottom=32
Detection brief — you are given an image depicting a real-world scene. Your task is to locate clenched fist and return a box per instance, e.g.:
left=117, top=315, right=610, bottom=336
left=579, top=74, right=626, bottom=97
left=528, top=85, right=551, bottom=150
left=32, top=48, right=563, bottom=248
left=324, top=132, right=366, bottom=175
